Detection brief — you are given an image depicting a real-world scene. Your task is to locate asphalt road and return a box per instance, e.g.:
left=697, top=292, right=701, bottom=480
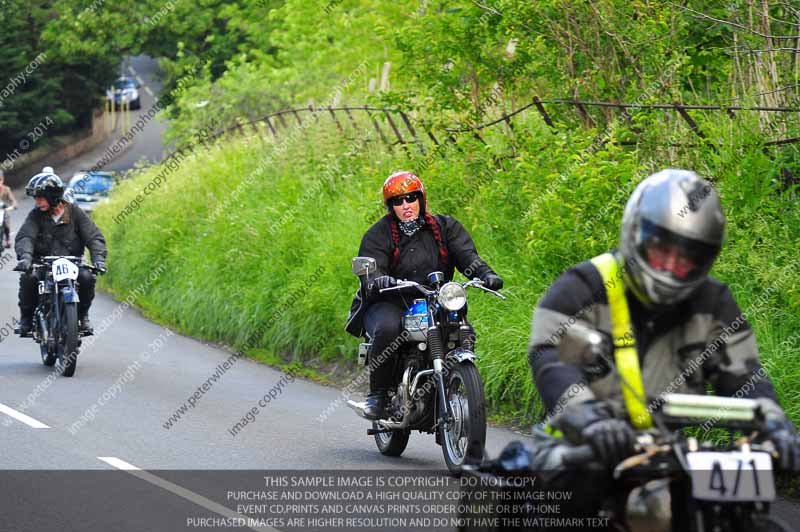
left=0, top=56, right=797, bottom=532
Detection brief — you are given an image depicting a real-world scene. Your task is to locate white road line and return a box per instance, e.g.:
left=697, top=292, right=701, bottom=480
left=0, top=403, right=49, bottom=428
left=97, top=457, right=279, bottom=532
left=135, top=75, right=145, bottom=86
left=127, top=66, right=136, bottom=76
left=98, top=456, right=140, bottom=470
left=145, top=86, right=154, bottom=97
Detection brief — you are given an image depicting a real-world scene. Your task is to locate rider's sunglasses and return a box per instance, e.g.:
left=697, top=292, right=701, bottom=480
left=389, top=193, right=420, bottom=207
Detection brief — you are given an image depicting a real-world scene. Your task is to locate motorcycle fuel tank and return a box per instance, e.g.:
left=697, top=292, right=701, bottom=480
left=403, top=299, right=429, bottom=342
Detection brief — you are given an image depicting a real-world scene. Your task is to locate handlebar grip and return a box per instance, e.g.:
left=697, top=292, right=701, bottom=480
left=561, top=444, right=595, bottom=466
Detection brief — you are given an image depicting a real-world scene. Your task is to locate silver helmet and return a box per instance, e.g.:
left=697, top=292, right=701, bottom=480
left=620, top=169, right=725, bottom=306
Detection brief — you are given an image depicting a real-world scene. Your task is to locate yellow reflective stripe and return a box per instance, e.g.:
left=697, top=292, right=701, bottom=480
left=590, top=253, right=653, bottom=429
left=543, top=424, right=563, bottom=439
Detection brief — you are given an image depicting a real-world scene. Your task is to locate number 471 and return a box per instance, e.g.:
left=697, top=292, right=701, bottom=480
left=709, top=459, right=761, bottom=497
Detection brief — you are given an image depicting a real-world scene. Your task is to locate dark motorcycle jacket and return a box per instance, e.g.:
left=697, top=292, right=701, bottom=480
left=15, top=202, right=107, bottom=264
left=529, top=251, right=784, bottom=424
left=345, top=213, right=496, bottom=337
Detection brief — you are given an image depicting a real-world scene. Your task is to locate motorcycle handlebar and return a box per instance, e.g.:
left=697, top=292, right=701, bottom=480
left=379, top=278, right=506, bottom=299
left=31, top=257, right=106, bottom=274
left=40, top=256, right=84, bottom=261
left=559, top=435, right=787, bottom=469
left=560, top=444, right=596, bottom=466
left=378, top=280, right=430, bottom=295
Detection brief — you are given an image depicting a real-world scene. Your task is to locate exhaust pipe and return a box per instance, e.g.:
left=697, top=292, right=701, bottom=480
left=346, top=398, right=410, bottom=429
left=348, top=368, right=436, bottom=429
left=346, top=399, right=370, bottom=419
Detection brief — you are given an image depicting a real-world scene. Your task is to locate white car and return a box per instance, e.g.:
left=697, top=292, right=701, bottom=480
left=107, top=77, right=141, bottom=110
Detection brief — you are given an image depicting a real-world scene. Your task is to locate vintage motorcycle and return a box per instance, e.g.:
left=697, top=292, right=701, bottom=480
left=17, top=255, right=102, bottom=377
left=459, top=324, right=795, bottom=531
left=347, top=256, right=505, bottom=473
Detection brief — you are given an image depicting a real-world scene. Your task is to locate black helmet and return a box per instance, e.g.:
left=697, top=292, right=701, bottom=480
left=25, top=167, right=65, bottom=208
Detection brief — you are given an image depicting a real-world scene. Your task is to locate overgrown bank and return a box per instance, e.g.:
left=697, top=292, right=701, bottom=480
left=93, top=110, right=800, bottom=426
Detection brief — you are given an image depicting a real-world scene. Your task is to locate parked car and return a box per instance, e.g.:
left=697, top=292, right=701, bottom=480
left=107, top=77, right=141, bottom=110
left=66, top=172, right=115, bottom=214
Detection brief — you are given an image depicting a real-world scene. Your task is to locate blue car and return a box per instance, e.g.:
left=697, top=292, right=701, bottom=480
left=66, top=172, right=115, bottom=214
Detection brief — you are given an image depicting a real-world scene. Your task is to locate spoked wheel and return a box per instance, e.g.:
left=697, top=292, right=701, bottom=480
left=55, top=303, right=79, bottom=377
left=373, top=422, right=411, bottom=457
left=439, top=362, right=486, bottom=474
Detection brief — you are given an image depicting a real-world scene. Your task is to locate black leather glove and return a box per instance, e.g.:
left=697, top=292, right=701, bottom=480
left=555, top=401, right=636, bottom=467
left=94, top=260, right=107, bottom=274
left=482, top=273, right=503, bottom=291
left=582, top=417, right=637, bottom=466
left=370, top=275, right=397, bottom=295
left=764, top=419, right=800, bottom=471
left=13, top=258, right=31, bottom=273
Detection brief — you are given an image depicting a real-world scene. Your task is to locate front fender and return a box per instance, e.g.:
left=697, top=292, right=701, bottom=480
left=446, top=347, right=476, bottom=366
left=61, top=286, right=80, bottom=304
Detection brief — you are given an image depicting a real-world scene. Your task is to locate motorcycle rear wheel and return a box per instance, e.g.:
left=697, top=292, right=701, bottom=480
left=373, top=423, right=411, bottom=456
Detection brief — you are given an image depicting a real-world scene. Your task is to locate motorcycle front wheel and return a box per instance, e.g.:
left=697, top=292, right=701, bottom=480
left=440, top=362, right=486, bottom=474
left=38, top=312, right=57, bottom=366
left=56, top=303, right=79, bottom=377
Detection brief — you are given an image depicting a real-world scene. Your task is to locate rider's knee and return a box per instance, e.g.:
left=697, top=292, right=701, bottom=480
left=373, top=318, right=402, bottom=340
left=77, top=268, right=95, bottom=286
left=18, top=271, right=38, bottom=288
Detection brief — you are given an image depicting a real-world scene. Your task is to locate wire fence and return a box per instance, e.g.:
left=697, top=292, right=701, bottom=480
left=165, top=96, right=800, bottom=165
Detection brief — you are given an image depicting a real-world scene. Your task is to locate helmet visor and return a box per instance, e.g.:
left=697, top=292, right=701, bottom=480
left=636, top=219, right=720, bottom=282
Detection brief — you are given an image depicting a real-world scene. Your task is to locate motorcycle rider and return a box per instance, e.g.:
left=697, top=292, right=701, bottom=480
left=525, top=169, right=800, bottom=518
left=0, top=170, right=18, bottom=248
left=346, top=170, right=503, bottom=419
left=13, top=168, right=107, bottom=335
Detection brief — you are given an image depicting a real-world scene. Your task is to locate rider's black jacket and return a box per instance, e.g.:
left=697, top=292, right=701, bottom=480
left=529, top=252, right=783, bottom=422
left=345, top=213, right=495, bottom=337
left=15, top=203, right=107, bottom=264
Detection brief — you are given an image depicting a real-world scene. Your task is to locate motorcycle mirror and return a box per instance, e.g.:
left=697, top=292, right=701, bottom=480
left=557, top=321, right=610, bottom=367
left=427, top=271, right=445, bottom=286
left=351, top=257, right=376, bottom=278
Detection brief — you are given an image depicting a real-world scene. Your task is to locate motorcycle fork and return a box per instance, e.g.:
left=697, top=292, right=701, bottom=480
left=52, top=287, right=61, bottom=338
left=428, top=306, right=454, bottom=429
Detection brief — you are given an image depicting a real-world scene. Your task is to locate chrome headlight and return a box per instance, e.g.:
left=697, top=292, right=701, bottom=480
left=438, top=282, right=466, bottom=311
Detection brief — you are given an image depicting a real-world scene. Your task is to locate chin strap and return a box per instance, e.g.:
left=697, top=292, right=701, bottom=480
left=591, top=252, right=654, bottom=430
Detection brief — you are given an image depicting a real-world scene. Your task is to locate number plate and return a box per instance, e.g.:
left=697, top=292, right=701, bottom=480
left=52, top=258, right=79, bottom=282
left=687, top=451, right=775, bottom=502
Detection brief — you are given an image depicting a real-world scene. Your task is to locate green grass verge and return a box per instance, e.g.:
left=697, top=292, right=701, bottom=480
left=92, top=112, right=800, bottom=427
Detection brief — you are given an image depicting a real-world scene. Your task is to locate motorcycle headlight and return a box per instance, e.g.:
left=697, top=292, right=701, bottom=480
left=438, top=282, right=466, bottom=311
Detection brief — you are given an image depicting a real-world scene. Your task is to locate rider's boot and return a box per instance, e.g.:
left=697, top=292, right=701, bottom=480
left=15, top=315, right=33, bottom=337
left=363, top=390, right=388, bottom=420
left=78, top=314, right=93, bottom=335
left=364, top=353, right=393, bottom=420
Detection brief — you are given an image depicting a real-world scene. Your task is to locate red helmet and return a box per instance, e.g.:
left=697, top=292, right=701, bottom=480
left=383, top=171, right=426, bottom=208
